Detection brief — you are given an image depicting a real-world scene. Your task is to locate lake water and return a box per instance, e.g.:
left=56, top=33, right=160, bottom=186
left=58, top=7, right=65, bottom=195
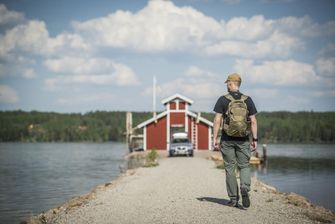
left=251, top=144, right=335, bottom=212
left=0, top=142, right=128, bottom=224
left=0, top=143, right=334, bottom=224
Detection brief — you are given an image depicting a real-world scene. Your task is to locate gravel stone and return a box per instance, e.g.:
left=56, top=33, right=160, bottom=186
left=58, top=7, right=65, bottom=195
left=35, top=152, right=334, bottom=224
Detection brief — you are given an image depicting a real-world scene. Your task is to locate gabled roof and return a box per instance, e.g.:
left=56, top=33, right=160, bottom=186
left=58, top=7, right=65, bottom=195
left=136, top=111, right=168, bottom=129
left=161, top=93, right=193, bottom=105
left=187, top=111, right=213, bottom=127
left=136, top=110, right=213, bottom=129
left=135, top=94, right=212, bottom=129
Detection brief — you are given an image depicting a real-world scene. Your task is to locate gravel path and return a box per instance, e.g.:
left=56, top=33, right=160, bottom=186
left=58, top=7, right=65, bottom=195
left=34, top=152, right=334, bottom=224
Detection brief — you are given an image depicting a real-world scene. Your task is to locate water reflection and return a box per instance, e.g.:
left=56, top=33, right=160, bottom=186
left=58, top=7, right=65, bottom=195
left=0, top=142, right=128, bottom=224
left=251, top=144, right=335, bottom=212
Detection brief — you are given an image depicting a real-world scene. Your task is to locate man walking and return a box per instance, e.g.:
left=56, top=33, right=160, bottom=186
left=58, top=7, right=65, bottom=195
left=213, top=73, right=258, bottom=208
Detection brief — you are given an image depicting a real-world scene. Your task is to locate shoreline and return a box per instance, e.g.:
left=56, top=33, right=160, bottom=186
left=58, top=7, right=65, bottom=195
left=26, top=151, right=335, bottom=224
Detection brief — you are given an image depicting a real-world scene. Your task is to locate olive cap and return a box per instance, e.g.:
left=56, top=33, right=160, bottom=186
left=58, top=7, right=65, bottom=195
left=225, top=73, right=242, bottom=84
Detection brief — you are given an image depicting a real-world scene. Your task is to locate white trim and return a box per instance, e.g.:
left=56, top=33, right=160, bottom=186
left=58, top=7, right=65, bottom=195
left=168, top=109, right=187, bottom=113
left=171, top=124, right=184, bottom=128
left=191, top=118, right=194, bottom=147
left=185, top=113, right=188, bottom=133
left=136, top=111, right=168, bottom=129
left=186, top=111, right=214, bottom=127
left=208, top=127, right=212, bottom=151
left=195, top=123, right=198, bottom=150
left=143, top=126, right=147, bottom=151
left=199, top=117, right=213, bottom=126
left=167, top=109, right=170, bottom=151
left=176, top=99, right=179, bottom=110
left=161, top=93, right=193, bottom=105
left=190, top=119, right=198, bottom=150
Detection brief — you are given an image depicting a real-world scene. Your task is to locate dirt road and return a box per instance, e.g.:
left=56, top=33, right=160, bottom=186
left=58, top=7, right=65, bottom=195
left=29, top=152, right=334, bottom=224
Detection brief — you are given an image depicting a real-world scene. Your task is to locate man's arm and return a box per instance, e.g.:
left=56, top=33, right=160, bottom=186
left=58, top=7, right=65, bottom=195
left=213, top=113, right=222, bottom=150
left=249, top=115, right=257, bottom=150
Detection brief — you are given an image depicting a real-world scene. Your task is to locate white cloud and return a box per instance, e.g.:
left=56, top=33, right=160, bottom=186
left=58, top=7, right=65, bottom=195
left=145, top=65, right=223, bottom=99
left=1, top=1, right=334, bottom=63
left=22, top=68, right=36, bottom=78
left=272, top=15, right=335, bottom=38
left=73, top=0, right=222, bottom=52
left=319, top=43, right=335, bottom=56
left=219, top=15, right=273, bottom=41
left=0, top=20, right=46, bottom=57
left=316, top=57, right=335, bottom=78
left=185, top=65, right=204, bottom=77
left=206, top=31, right=302, bottom=58
left=45, top=57, right=118, bottom=74
left=247, top=88, right=279, bottom=99
left=0, top=4, right=25, bottom=27
left=0, top=53, right=36, bottom=79
left=55, top=93, right=115, bottom=106
left=275, top=16, right=319, bottom=37
left=0, top=84, right=18, bottom=103
left=0, top=20, right=90, bottom=58
left=72, top=1, right=334, bottom=59
left=47, top=32, right=91, bottom=54
left=286, top=95, right=309, bottom=107
left=0, top=62, right=36, bottom=79
left=44, top=57, right=140, bottom=89
left=157, top=78, right=222, bottom=99
left=184, top=65, right=216, bottom=78
left=45, top=72, right=138, bottom=89
left=321, top=21, right=335, bottom=36
left=234, top=59, right=318, bottom=85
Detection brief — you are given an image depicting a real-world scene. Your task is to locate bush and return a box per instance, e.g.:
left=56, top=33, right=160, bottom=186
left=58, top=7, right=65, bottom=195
left=216, top=161, right=225, bottom=169
left=144, top=150, right=159, bottom=167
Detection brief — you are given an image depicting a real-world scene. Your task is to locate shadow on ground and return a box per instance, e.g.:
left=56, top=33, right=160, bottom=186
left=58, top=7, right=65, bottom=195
left=197, top=197, right=246, bottom=210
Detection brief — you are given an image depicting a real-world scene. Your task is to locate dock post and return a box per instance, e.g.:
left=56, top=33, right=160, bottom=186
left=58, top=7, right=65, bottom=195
left=126, top=112, right=133, bottom=152
left=262, top=144, right=267, bottom=160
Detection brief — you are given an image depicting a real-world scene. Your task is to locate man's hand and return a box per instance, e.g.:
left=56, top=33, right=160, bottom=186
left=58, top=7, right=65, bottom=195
left=249, top=115, right=257, bottom=152
left=214, top=138, right=220, bottom=150
left=213, top=113, right=222, bottom=151
left=250, top=140, right=257, bottom=152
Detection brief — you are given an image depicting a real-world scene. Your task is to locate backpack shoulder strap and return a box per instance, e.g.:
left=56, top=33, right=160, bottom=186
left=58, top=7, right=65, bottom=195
left=224, top=94, right=248, bottom=102
left=240, top=95, right=248, bottom=101
left=224, top=94, right=235, bottom=102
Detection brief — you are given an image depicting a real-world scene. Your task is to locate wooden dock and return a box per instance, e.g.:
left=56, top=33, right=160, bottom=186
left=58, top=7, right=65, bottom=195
left=211, top=144, right=267, bottom=165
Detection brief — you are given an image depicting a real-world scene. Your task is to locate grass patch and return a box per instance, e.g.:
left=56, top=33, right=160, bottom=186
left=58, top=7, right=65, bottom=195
left=143, top=150, right=159, bottom=167
left=304, top=211, right=333, bottom=223
left=216, top=161, right=225, bottom=169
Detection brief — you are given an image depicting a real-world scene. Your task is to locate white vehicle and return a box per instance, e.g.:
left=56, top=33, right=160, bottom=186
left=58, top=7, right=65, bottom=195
left=169, top=132, right=193, bottom=157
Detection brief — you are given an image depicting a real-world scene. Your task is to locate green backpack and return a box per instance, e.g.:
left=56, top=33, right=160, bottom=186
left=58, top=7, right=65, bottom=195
left=223, top=94, right=250, bottom=137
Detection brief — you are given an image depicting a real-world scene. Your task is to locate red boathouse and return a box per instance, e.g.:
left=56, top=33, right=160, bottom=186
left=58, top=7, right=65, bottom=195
left=136, top=94, right=213, bottom=151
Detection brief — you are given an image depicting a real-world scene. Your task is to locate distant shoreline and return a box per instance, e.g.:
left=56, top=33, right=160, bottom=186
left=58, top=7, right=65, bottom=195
left=1, top=110, right=334, bottom=143
left=1, top=141, right=335, bottom=144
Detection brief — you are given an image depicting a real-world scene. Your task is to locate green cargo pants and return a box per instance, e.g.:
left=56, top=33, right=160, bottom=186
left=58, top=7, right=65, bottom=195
left=220, top=141, right=251, bottom=203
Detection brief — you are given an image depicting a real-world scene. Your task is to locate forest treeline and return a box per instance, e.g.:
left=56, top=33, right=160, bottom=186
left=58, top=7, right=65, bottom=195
left=0, top=110, right=334, bottom=143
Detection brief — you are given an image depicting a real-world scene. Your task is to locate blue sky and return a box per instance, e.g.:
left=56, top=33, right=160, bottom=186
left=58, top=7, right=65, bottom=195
left=0, top=0, right=334, bottom=113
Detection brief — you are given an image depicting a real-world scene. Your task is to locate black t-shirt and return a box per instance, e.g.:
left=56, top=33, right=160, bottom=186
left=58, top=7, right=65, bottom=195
left=213, top=91, right=257, bottom=142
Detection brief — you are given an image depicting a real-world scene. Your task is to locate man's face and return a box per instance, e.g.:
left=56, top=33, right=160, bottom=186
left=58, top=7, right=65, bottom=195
left=226, top=80, right=233, bottom=91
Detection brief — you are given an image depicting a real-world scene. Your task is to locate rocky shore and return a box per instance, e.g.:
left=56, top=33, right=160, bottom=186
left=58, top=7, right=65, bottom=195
left=26, top=151, right=335, bottom=224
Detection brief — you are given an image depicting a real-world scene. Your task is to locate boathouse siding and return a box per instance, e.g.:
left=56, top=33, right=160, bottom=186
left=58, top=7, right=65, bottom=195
left=136, top=94, right=213, bottom=151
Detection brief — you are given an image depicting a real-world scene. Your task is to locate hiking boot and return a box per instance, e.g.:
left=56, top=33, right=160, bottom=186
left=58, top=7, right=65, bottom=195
left=226, top=200, right=239, bottom=207
left=241, top=188, right=250, bottom=208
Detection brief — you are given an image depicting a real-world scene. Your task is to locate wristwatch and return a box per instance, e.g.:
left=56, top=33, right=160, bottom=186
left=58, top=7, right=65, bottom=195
left=252, top=138, right=258, bottom=142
